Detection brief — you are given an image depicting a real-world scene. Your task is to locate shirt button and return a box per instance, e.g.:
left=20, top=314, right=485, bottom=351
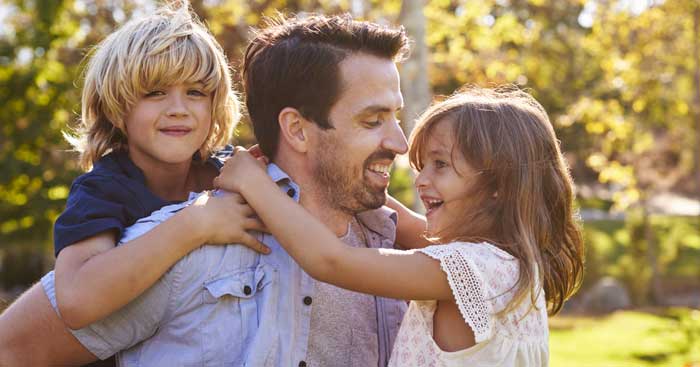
left=287, top=188, right=295, bottom=198
left=303, top=296, right=312, bottom=306
left=298, top=361, right=307, bottom=367
left=243, top=285, right=252, bottom=295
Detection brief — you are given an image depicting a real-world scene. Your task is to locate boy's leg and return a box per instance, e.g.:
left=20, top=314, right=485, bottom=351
left=0, top=282, right=98, bottom=366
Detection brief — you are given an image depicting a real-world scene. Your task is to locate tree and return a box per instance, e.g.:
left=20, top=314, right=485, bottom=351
left=562, top=0, right=698, bottom=304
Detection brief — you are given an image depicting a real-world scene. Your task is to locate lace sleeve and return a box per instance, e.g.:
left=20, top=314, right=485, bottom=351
left=419, top=243, right=495, bottom=342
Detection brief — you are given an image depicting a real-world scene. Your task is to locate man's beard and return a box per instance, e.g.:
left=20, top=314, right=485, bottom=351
left=312, top=134, right=394, bottom=214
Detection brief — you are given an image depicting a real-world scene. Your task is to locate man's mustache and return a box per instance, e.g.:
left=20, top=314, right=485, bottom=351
left=365, top=150, right=396, bottom=163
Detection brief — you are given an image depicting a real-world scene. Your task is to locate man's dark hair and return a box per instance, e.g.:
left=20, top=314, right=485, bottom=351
left=242, top=13, right=410, bottom=158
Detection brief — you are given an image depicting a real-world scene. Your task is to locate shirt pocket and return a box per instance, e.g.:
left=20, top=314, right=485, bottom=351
left=200, top=266, right=268, bottom=366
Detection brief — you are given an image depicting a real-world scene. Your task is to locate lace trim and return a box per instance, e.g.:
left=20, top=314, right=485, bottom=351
left=419, top=244, right=493, bottom=343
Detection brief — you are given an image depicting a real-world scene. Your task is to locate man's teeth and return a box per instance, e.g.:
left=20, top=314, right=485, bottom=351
left=368, top=164, right=391, bottom=174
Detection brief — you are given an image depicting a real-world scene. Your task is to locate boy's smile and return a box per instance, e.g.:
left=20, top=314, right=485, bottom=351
left=124, top=82, right=212, bottom=170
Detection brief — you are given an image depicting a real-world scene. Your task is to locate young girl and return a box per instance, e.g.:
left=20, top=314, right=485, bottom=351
left=216, top=86, right=585, bottom=366
left=0, top=3, right=267, bottom=365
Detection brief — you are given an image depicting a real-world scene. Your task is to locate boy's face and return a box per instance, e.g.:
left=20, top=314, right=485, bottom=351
left=124, top=82, right=212, bottom=170
left=415, top=118, right=481, bottom=236
left=307, top=53, right=409, bottom=213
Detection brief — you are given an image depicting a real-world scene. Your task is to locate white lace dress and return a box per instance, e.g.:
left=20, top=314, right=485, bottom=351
left=388, top=242, right=549, bottom=367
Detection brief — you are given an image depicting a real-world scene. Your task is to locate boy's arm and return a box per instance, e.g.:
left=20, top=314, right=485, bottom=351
left=55, top=210, right=201, bottom=329
left=385, top=195, right=430, bottom=250
left=55, top=192, right=268, bottom=329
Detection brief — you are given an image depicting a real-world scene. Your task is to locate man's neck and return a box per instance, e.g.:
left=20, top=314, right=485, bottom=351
left=273, top=157, right=352, bottom=237
left=300, top=192, right=353, bottom=237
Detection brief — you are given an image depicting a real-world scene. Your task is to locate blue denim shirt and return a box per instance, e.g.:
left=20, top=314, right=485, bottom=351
left=41, top=163, right=406, bottom=367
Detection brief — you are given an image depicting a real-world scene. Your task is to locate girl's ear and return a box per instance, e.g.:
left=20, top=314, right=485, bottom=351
left=278, top=107, right=310, bottom=154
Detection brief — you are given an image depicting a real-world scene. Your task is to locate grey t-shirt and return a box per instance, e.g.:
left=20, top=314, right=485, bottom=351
left=306, top=217, right=379, bottom=367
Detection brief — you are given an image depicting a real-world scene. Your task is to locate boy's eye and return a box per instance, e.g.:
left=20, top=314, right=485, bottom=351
left=188, top=89, right=207, bottom=97
left=145, top=90, right=165, bottom=97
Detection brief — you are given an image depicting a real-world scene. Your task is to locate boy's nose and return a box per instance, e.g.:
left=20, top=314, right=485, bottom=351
left=166, top=94, right=189, bottom=117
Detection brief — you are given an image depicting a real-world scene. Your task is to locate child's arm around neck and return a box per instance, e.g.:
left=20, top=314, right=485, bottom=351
left=54, top=209, right=206, bottom=329
left=215, top=150, right=454, bottom=302
left=54, top=186, right=269, bottom=329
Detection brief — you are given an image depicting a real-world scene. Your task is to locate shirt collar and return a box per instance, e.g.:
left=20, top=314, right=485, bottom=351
left=109, top=150, right=148, bottom=184
left=267, top=163, right=299, bottom=202
left=356, top=207, right=398, bottom=242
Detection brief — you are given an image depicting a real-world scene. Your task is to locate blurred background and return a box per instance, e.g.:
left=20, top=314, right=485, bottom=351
left=1, top=0, right=699, bottom=365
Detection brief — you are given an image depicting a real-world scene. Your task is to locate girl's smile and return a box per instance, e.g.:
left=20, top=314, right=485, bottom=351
left=415, top=118, right=480, bottom=237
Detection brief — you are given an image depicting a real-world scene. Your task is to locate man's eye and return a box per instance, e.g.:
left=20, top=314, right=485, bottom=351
left=364, top=120, right=381, bottom=128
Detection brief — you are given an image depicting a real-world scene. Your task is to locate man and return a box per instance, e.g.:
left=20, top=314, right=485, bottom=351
left=0, top=13, right=411, bottom=367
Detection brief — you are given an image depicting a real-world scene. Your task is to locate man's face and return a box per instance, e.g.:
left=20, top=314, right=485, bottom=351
left=309, top=53, right=408, bottom=213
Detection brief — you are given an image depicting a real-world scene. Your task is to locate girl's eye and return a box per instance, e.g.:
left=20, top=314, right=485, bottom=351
left=435, top=160, right=447, bottom=168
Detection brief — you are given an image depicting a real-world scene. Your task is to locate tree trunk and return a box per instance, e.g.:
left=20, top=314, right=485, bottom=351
left=642, top=202, right=661, bottom=305
left=399, top=0, right=431, bottom=136
left=398, top=0, right=430, bottom=210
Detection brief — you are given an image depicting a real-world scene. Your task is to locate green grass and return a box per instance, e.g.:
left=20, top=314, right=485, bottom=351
left=551, top=309, right=700, bottom=367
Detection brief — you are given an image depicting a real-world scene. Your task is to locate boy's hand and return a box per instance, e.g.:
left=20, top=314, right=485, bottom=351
left=213, top=147, right=269, bottom=195
left=186, top=191, right=270, bottom=254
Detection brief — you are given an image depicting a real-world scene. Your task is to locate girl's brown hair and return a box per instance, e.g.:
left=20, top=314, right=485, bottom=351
left=409, top=86, right=584, bottom=315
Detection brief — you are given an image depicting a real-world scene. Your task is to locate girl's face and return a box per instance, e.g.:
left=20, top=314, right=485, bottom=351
left=415, top=118, right=480, bottom=237
left=124, top=82, right=212, bottom=170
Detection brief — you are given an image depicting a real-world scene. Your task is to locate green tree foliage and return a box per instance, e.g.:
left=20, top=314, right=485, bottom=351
left=1, top=0, right=698, bottom=298
left=1, top=0, right=81, bottom=248
left=564, top=0, right=698, bottom=210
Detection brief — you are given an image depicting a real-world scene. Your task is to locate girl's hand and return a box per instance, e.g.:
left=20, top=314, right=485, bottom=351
left=186, top=191, right=270, bottom=254
left=248, top=144, right=270, bottom=164
left=213, top=147, right=269, bottom=196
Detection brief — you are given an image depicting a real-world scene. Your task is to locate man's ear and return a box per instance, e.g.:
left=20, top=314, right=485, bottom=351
left=278, top=107, right=310, bottom=154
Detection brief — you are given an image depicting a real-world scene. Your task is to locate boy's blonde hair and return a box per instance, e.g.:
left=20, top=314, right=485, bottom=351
left=409, top=86, right=584, bottom=316
left=67, top=2, right=239, bottom=170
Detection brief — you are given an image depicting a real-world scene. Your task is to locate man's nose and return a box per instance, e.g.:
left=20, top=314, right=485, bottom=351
left=384, top=120, right=408, bottom=155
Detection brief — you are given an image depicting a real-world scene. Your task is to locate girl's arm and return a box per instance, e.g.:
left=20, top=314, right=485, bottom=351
left=215, top=151, right=453, bottom=301
left=55, top=192, right=268, bottom=329
left=385, top=195, right=430, bottom=250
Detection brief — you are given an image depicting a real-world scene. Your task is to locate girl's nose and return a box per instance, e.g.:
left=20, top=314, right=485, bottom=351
left=415, top=169, right=428, bottom=189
